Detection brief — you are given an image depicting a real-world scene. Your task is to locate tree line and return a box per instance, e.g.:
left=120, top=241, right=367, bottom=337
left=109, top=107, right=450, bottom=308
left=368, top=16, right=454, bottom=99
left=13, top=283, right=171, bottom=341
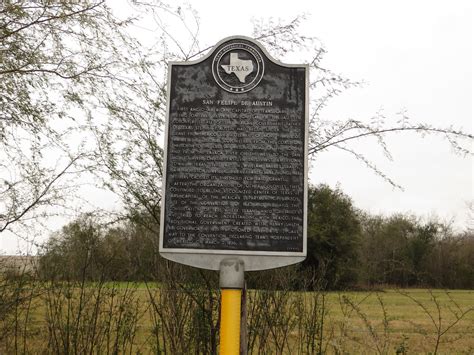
left=38, top=184, right=474, bottom=290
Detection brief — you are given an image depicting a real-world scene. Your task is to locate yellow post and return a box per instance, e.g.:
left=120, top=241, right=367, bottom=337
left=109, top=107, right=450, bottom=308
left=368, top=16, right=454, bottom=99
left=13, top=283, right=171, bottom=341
left=219, top=289, right=242, bottom=354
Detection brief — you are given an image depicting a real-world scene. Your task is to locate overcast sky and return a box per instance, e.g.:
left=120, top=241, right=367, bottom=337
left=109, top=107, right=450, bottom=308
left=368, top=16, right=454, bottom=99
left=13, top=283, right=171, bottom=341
left=192, top=0, right=472, bottom=229
left=1, top=1, right=472, bottom=255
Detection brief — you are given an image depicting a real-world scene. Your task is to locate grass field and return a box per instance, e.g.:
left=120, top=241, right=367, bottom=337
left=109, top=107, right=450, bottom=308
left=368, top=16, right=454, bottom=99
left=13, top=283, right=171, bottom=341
left=318, top=289, right=474, bottom=354
left=1, top=282, right=473, bottom=354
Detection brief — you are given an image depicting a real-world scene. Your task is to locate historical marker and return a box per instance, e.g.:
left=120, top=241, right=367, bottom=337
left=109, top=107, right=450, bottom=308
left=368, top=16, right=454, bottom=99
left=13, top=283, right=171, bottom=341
left=159, top=36, right=308, bottom=271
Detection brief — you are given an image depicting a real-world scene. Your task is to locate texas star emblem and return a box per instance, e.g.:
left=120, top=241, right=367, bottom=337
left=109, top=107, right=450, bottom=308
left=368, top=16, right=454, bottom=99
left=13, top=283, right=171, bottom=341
left=220, top=53, right=254, bottom=83
left=212, top=41, right=264, bottom=93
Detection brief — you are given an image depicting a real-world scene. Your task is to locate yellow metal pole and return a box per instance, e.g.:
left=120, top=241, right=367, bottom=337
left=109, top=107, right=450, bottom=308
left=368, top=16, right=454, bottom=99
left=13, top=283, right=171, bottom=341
left=219, top=289, right=242, bottom=354
left=219, top=259, right=244, bottom=354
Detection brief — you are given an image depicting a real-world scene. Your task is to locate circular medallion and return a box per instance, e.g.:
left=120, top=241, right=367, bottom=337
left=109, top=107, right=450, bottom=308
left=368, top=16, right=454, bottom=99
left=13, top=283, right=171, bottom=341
left=212, top=42, right=264, bottom=93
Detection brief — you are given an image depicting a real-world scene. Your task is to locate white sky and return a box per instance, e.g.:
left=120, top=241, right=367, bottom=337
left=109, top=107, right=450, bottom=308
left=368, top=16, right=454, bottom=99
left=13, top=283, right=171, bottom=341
left=193, top=0, right=473, bottom=229
left=1, top=0, right=472, bottom=254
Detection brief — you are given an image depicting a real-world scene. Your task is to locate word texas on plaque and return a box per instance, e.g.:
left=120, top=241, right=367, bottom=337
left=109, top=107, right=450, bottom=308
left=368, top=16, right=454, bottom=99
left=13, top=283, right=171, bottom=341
left=159, top=36, right=308, bottom=271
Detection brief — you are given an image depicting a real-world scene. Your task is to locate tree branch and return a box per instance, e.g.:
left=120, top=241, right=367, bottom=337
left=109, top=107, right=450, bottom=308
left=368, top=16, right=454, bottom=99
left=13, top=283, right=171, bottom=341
left=309, top=126, right=473, bottom=155
left=0, top=156, right=81, bottom=233
left=0, top=2, right=105, bottom=40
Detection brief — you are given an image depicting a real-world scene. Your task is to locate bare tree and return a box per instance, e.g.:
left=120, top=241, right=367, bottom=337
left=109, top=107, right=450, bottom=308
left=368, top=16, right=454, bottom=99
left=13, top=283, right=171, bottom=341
left=93, top=10, right=472, bottom=231
left=250, top=16, right=472, bottom=189
left=0, top=1, right=164, bottom=235
left=1, top=2, right=471, bottom=238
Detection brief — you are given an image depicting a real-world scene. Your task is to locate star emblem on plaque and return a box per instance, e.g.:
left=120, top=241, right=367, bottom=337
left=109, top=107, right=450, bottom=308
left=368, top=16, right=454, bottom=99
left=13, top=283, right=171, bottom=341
left=212, top=42, right=264, bottom=93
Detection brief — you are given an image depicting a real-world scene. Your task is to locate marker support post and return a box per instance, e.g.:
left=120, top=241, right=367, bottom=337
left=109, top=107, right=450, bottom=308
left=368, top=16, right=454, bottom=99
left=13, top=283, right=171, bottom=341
left=219, top=259, right=245, bottom=355
left=159, top=35, right=309, bottom=353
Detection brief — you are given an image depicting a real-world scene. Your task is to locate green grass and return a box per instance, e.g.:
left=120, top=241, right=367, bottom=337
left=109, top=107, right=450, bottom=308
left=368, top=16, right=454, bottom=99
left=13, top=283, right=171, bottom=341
left=2, top=284, right=473, bottom=354
left=319, top=289, right=474, bottom=354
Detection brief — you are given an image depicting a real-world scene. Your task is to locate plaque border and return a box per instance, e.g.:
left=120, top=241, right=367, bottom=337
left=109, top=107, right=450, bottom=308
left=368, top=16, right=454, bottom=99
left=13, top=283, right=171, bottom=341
left=159, top=35, right=309, bottom=271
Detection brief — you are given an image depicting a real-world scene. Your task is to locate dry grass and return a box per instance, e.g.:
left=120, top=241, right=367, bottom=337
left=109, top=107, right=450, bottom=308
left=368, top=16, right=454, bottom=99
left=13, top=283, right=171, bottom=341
left=1, top=283, right=473, bottom=354
left=322, top=289, right=474, bottom=354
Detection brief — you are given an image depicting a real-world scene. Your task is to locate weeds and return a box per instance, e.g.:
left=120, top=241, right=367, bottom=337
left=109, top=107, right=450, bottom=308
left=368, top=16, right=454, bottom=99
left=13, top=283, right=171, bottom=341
left=398, top=289, right=474, bottom=354
left=1, top=262, right=473, bottom=354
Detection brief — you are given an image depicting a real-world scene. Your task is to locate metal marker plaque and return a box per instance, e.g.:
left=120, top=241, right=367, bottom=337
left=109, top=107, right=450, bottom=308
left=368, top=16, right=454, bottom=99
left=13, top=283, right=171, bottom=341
left=159, top=36, right=308, bottom=271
